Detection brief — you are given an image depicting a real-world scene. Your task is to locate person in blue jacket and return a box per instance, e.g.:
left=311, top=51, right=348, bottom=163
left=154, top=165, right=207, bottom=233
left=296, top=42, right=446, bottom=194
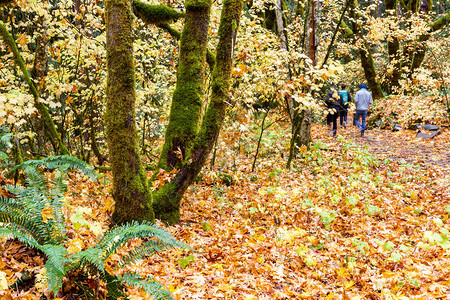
left=354, top=84, right=372, bottom=137
left=325, top=84, right=343, bottom=137
left=338, top=84, right=351, bottom=128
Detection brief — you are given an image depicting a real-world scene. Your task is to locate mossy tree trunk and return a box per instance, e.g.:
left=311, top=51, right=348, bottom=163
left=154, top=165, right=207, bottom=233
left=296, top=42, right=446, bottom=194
left=341, top=1, right=384, bottom=99
left=105, top=0, right=154, bottom=224
left=152, top=0, right=243, bottom=224
left=0, top=20, right=69, bottom=155
left=157, top=0, right=212, bottom=170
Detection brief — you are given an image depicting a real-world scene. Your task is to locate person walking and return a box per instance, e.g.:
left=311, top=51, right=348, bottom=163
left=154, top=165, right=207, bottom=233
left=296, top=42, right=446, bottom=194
left=354, top=84, right=372, bottom=137
left=325, top=84, right=343, bottom=137
left=338, top=84, right=351, bottom=128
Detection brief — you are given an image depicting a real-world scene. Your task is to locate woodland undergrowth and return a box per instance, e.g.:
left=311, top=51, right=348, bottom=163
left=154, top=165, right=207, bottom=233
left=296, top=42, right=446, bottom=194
left=0, top=121, right=449, bottom=300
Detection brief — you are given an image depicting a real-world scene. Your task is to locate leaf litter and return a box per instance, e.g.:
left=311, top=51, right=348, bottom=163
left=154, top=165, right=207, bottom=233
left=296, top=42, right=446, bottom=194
left=0, top=122, right=449, bottom=299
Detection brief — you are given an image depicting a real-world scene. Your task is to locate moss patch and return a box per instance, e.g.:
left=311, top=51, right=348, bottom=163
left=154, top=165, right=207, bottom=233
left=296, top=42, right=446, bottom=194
left=133, top=0, right=184, bottom=25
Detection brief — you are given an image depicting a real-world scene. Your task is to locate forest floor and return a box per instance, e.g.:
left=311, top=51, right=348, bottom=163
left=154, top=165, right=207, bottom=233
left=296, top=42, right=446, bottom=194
left=1, top=122, right=449, bottom=300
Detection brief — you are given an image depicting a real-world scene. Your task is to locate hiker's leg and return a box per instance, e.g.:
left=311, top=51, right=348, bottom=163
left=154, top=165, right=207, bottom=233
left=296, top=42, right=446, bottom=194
left=332, top=113, right=338, bottom=136
left=355, top=110, right=363, bottom=129
left=361, top=110, right=367, bottom=135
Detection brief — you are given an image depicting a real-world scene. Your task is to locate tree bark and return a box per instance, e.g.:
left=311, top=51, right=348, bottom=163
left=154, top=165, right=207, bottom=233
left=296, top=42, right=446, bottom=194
left=105, top=0, right=154, bottom=224
left=384, top=0, right=401, bottom=91
left=341, top=3, right=384, bottom=99
left=157, top=0, right=212, bottom=170
left=153, top=0, right=243, bottom=224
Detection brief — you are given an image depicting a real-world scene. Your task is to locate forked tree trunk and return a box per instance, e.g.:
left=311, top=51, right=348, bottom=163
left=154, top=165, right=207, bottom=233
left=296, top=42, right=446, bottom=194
left=157, top=0, right=212, bottom=170
left=105, top=0, right=154, bottom=224
left=152, top=0, right=244, bottom=224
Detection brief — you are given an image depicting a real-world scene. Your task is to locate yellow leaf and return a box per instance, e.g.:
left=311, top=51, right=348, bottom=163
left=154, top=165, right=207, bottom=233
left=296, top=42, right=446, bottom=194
left=218, top=283, right=233, bottom=292
left=66, top=238, right=84, bottom=254
left=41, top=206, right=54, bottom=223
left=0, top=271, right=8, bottom=290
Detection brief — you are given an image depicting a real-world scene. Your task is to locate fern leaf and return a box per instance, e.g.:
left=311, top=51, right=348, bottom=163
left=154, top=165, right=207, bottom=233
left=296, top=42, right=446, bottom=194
left=104, top=272, right=127, bottom=300
left=118, top=272, right=174, bottom=300
left=0, top=132, right=12, bottom=149
left=10, top=155, right=98, bottom=181
left=44, top=259, right=65, bottom=296
left=41, top=244, right=68, bottom=275
left=72, top=246, right=105, bottom=273
left=117, top=239, right=184, bottom=269
left=98, top=221, right=190, bottom=258
left=0, top=203, right=50, bottom=245
left=0, top=226, right=41, bottom=250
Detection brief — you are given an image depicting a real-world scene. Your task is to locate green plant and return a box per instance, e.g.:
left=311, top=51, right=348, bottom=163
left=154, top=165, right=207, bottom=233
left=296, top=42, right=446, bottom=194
left=0, top=127, right=12, bottom=162
left=0, top=155, right=190, bottom=299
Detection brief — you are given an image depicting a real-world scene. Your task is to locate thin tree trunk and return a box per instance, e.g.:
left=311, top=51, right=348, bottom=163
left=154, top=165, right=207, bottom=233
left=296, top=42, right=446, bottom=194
left=252, top=109, right=269, bottom=172
left=0, top=21, right=69, bottom=155
left=105, top=0, right=154, bottom=224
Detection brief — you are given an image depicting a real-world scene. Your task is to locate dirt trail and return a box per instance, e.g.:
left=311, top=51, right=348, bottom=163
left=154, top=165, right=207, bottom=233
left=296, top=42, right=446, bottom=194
left=341, top=126, right=450, bottom=168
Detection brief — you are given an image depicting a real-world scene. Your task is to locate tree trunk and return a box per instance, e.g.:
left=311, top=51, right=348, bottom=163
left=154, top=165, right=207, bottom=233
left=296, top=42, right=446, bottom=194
left=105, top=0, right=154, bottom=224
left=157, top=0, right=212, bottom=170
left=409, top=10, right=450, bottom=78
left=296, top=0, right=321, bottom=147
left=342, top=2, right=384, bottom=99
left=384, top=0, right=401, bottom=92
left=153, top=0, right=243, bottom=224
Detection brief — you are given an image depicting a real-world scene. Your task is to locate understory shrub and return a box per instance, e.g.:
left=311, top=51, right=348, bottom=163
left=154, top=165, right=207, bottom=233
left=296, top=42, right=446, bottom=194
left=0, top=155, right=189, bottom=299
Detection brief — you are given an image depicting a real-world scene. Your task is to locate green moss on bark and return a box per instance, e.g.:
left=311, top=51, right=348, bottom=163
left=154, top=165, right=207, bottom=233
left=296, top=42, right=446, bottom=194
left=133, top=0, right=184, bottom=25
left=157, top=0, right=212, bottom=170
left=153, top=0, right=243, bottom=224
left=105, top=0, right=154, bottom=224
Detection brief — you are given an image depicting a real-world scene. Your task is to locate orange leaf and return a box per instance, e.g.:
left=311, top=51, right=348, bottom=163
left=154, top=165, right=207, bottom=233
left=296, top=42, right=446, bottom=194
left=41, top=206, right=54, bottom=223
left=16, top=33, right=28, bottom=47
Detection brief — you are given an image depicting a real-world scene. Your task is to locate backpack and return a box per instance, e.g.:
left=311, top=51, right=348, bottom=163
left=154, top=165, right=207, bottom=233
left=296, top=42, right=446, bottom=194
left=339, top=90, right=348, bottom=104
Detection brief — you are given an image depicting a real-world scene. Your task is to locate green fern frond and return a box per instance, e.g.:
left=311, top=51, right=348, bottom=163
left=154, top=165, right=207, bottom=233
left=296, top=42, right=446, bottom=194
left=0, top=226, right=41, bottom=250
left=41, top=244, right=69, bottom=275
left=117, top=239, right=185, bottom=269
left=0, top=189, right=66, bottom=244
left=0, top=199, right=51, bottom=244
left=98, top=221, right=190, bottom=258
left=22, top=166, right=49, bottom=194
left=10, top=155, right=98, bottom=181
left=0, top=132, right=12, bottom=150
left=44, top=259, right=66, bottom=296
left=118, top=272, right=174, bottom=300
left=104, top=272, right=127, bottom=300
left=72, top=246, right=105, bottom=273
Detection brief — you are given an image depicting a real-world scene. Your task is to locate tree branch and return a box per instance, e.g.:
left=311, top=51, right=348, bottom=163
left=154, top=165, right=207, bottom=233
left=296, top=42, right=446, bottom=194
left=133, top=0, right=184, bottom=25
left=320, top=0, right=351, bottom=68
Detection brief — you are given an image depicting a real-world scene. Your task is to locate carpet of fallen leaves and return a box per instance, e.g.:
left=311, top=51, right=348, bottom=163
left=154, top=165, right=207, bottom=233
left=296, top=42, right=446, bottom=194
left=1, top=121, right=449, bottom=300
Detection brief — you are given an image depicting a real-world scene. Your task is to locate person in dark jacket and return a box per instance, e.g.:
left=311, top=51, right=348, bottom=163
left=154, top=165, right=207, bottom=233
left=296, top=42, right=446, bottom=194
left=325, top=84, right=343, bottom=137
